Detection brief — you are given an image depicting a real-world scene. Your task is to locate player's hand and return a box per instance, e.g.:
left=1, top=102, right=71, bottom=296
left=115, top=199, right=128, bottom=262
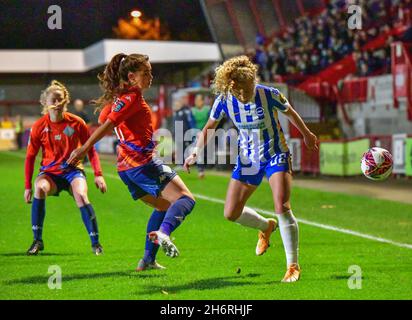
left=67, top=147, right=86, bottom=166
left=183, top=154, right=198, bottom=174
left=24, top=189, right=32, bottom=203
left=304, top=131, right=318, bottom=151
left=94, top=176, right=107, bottom=193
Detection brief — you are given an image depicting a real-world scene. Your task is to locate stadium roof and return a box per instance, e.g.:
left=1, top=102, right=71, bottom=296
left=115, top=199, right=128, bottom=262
left=0, top=39, right=222, bottom=73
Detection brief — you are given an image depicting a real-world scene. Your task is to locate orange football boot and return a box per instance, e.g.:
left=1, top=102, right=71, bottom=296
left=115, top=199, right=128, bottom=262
left=256, top=218, right=277, bottom=256
left=281, top=263, right=301, bottom=283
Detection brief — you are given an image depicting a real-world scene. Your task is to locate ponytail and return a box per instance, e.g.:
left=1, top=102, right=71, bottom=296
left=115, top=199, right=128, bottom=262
left=93, top=53, right=149, bottom=112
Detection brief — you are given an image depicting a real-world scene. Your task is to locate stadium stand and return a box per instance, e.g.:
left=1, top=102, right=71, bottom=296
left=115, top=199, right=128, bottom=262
left=201, top=0, right=412, bottom=176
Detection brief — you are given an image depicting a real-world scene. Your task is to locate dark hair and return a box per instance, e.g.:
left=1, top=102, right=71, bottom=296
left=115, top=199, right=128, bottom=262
left=93, top=53, right=149, bottom=111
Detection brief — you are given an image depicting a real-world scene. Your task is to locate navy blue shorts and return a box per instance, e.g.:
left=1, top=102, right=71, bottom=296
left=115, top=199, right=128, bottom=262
left=232, top=152, right=292, bottom=186
left=118, top=159, right=177, bottom=200
left=37, top=169, right=86, bottom=196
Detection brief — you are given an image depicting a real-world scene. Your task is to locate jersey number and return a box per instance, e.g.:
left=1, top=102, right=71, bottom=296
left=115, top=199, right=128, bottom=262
left=270, top=153, right=288, bottom=166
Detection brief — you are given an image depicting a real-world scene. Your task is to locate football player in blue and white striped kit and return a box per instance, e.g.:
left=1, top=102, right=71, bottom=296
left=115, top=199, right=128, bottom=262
left=184, top=56, right=318, bottom=282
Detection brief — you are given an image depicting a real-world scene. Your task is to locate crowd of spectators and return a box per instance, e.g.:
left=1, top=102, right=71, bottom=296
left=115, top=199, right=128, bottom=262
left=250, top=0, right=412, bottom=83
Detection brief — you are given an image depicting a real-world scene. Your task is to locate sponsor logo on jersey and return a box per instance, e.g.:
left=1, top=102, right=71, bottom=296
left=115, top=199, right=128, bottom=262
left=125, top=95, right=132, bottom=102
left=113, top=99, right=125, bottom=112
left=255, top=106, right=265, bottom=117
left=63, top=126, right=75, bottom=137
left=54, top=134, right=61, bottom=140
left=279, top=92, right=287, bottom=104
left=237, top=122, right=266, bottom=130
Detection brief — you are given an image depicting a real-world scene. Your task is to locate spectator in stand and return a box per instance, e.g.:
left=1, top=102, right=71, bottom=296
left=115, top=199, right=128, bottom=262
left=256, top=33, right=265, bottom=46
left=358, top=61, right=369, bottom=77
left=362, top=51, right=373, bottom=74
left=320, top=49, right=329, bottom=69
left=383, top=35, right=395, bottom=72
left=311, top=53, right=322, bottom=74
left=353, top=50, right=364, bottom=76
left=255, top=45, right=269, bottom=81
left=253, top=0, right=401, bottom=81
left=397, top=0, right=412, bottom=24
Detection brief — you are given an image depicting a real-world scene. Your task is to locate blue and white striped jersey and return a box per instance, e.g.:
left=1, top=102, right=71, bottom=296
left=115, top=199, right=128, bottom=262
left=210, top=84, right=290, bottom=163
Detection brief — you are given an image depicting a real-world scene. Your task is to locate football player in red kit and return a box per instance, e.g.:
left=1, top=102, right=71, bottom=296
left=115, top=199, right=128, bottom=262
left=24, top=80, right=107, bottom=255
left=67, top=54, right=196, bottom=271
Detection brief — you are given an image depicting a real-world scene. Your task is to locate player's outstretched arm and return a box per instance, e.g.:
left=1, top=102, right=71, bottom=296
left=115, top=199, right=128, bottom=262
left=183, top=118, right=219, bottom=173
left=283, top=105, right=318, bottom=151
left=24, top=128, right=41, bottom=203
left=24, top=155, right=35, bottom=203
left=67, top=119, right=115, bottom=166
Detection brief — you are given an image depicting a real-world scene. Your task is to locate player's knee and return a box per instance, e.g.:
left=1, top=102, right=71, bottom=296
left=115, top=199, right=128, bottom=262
left=35, top=181, right=49, bottom=197
left=73, top=192, right=89, bottom=206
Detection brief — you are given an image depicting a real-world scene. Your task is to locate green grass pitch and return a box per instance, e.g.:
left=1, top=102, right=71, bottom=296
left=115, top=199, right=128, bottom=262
left=0, top=151, right=411, bottom=300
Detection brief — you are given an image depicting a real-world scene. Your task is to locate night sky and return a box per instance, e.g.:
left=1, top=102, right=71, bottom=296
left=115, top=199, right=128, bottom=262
left=0, top=0, right=212, bottom=49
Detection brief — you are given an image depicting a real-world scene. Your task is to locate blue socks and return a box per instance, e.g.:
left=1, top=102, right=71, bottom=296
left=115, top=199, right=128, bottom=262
left=80, top=204, right=99, bottom=246
left=143, top=210, right=166, bottom=263
left=31, top=198, right=46, bottom=241
left=159, top=195, right=195, bottom=236
left=31, top=200, right=99, bottom=246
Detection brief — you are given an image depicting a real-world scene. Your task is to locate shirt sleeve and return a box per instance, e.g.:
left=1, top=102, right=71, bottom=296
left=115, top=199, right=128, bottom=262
left=98, top=104, right=112, bottom=125
left=107, top=93, right=139, bottom=126
left=24, top=125, right=41, bottom=189
left=269, top=87, right=290, bottom=112
left=209, top=95, right=226, bottom=121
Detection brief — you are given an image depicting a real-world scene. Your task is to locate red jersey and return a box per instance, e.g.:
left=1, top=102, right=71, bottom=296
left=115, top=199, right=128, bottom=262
left=98, top=86, right=155, bottom=172
left=25, top=112, right=103, bottom=189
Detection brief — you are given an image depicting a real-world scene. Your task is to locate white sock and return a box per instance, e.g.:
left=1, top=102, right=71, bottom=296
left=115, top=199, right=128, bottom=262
left=235, top=206, right=269, bottom=231
left=276, top=210, right=299, bottom=266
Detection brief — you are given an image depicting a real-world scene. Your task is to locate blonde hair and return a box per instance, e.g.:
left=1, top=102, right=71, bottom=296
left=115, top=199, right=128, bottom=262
left=212, top=55, right=258, bottom=98
left=39, top=80, right=70, bottom=115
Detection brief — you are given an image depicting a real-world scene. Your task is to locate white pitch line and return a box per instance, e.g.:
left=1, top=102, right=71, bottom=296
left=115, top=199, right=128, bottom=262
left=3, top=151, right=412, bottom=250
left=97, top=170, right=412, bottom=251
left=193, top=194, right=412, bottom=250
